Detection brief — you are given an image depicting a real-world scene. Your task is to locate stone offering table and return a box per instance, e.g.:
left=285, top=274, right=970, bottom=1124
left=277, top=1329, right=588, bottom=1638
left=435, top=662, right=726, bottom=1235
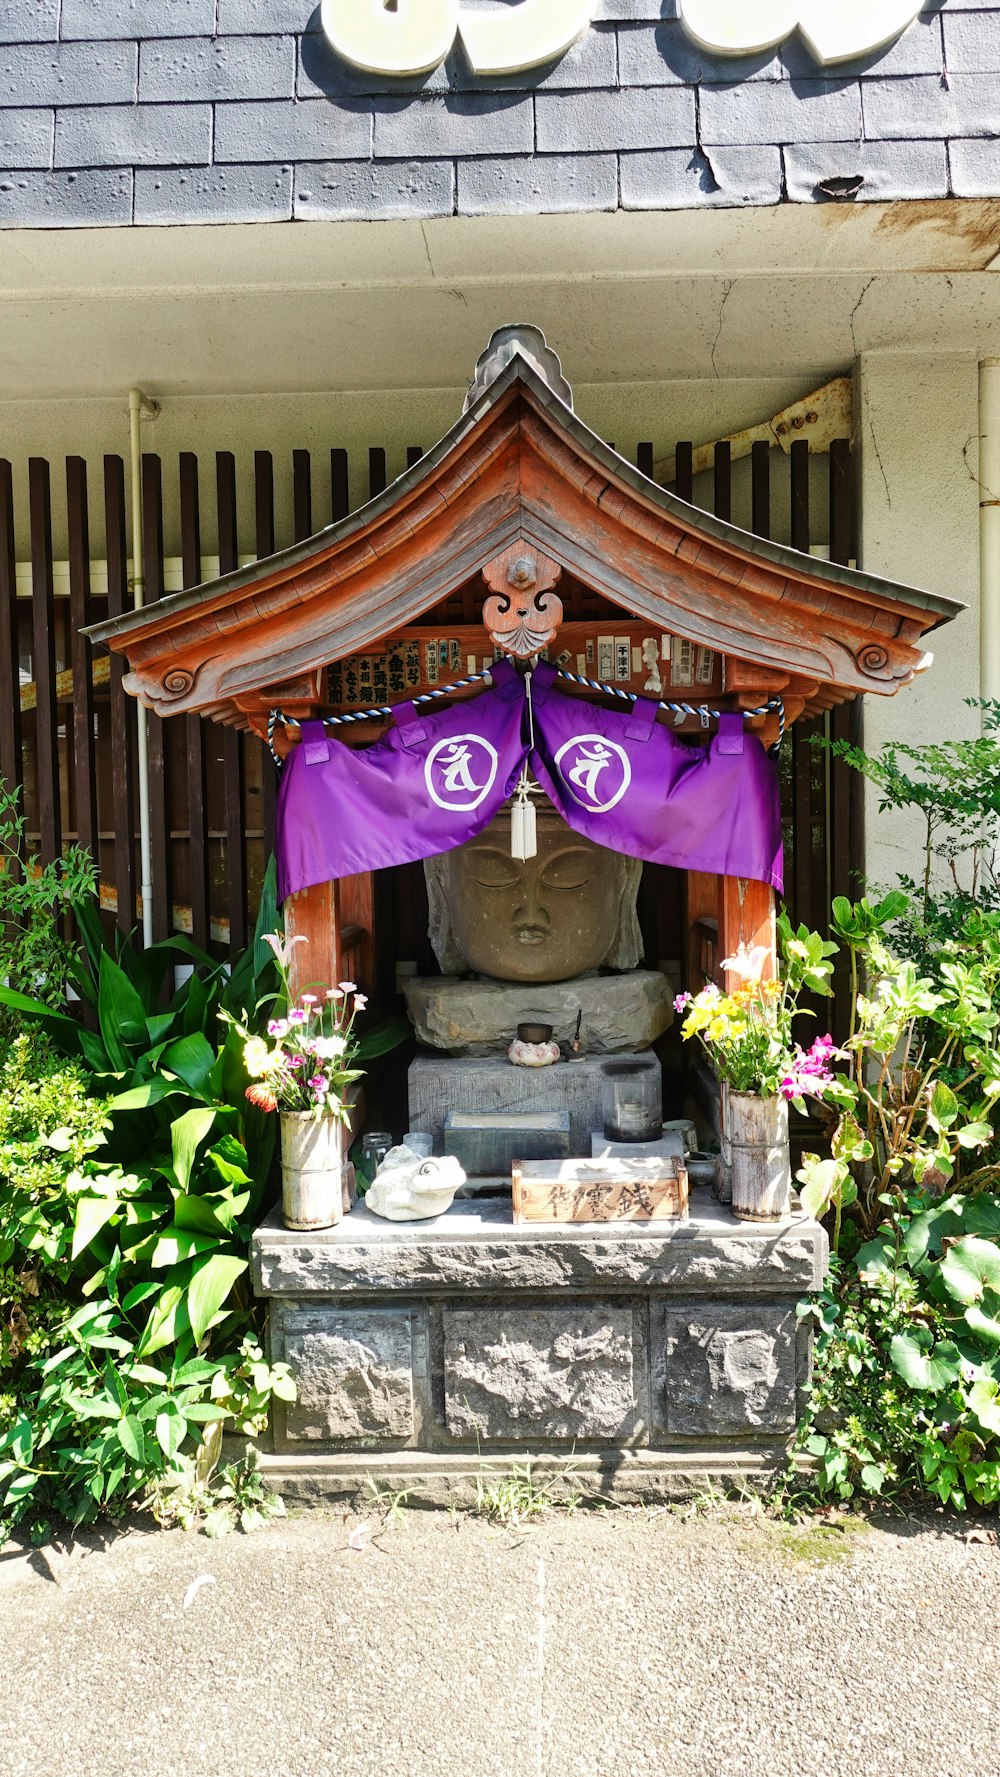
left=252, top=1198, right=828, bottom=1504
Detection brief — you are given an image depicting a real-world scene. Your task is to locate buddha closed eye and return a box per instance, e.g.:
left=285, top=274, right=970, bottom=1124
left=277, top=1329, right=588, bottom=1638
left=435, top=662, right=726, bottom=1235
left=469, top=845, right=595, bottom=893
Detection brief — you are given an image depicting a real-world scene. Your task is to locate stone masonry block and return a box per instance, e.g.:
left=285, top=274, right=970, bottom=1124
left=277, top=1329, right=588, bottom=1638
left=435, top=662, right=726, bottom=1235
left=784, top=138, right=947, bottom=203
left=60, top=0, right=214, bottom=37
left=0, top=41, right=137, bottom=108
left=56, top=104, right=212, bottom=170
left=943, top=9, right=1000, bottom=72
left=451, top=25, right=618, bottom=92
left=781, top=14, right=943, bottom=79
left=618, top=21, right=783, bottom=86
left=218, top=0, right=315, bottom=30
left=215, top=98, right=371, bottom=163
left=950, top=136, right=1000, bottom=198
left=0, top=168, right=132, bottom=225
left=657, top=1302, right=798, bottom=1437
left=373, top=93, right=533, bottom=159
left=298, top=29, right=450, bottom=99
left=621, top=144, right=782, bottom=209
left=536, top=84, right=695, bottom=153
left=457, top=151, right=617, bottom=215
left=862, top=73, right=1000, bottom=139
left=139, top=35, right=295, bottom=104
left=294, top=158, right=454, bottom=221
left=135, top=163, right=293, bottom=224
left=444, top=1304, right=640, bottom=1442
left=0, top=108, right=53, bottom=169
left=0, top=0, right=58, bottom=45
left=274, top=1305, right=415, bottom=1444
left=700, top=77, right=860, bottom=146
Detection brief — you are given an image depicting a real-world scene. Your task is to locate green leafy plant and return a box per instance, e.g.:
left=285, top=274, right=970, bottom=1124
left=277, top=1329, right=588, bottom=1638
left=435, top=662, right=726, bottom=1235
left=794, top=1190, right=1000, bottom=1509
left=0, top=780, right=96, bottom=1029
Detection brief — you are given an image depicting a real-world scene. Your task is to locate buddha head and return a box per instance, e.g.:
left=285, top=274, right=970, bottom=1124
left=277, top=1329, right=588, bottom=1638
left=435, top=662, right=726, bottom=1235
left=424, top=802, right=643, bottom=984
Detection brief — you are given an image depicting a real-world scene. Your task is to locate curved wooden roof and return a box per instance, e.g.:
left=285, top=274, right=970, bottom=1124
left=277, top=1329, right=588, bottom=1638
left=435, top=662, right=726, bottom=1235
left=87, top=332, right=963, bottom=734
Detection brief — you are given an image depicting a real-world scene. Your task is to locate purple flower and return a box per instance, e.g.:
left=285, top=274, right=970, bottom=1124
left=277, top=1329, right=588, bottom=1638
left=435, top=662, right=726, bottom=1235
left=308, top=1074, right=325, bottom=1090
left=288, top=1008, right=308, bottom=1025
left=674, top=992, right=693, bottom=1014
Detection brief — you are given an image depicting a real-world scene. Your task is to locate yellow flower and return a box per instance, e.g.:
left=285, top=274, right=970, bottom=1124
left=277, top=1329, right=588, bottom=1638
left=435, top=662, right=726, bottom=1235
left=706, top=1016, right=730, bottom=1042
left=244, top=1036, right=272, bottom=1079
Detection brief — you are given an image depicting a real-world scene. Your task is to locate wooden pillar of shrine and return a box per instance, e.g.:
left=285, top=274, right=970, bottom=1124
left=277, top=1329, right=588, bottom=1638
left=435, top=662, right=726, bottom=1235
left=719, top=875, right=777, bottom=988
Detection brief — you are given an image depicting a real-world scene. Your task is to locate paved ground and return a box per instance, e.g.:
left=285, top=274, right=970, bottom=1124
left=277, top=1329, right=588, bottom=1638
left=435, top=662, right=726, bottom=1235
left=1, top=1502, right=997, bottom=1777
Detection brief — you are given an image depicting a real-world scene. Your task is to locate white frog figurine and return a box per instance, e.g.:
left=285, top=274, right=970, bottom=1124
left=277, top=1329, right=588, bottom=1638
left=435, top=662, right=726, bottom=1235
left=365, top=1144, right=466, bottom=1222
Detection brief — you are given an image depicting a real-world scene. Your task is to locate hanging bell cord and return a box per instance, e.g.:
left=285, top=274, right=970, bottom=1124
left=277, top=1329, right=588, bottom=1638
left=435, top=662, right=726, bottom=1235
left=510, top=668, right=538, bottom=862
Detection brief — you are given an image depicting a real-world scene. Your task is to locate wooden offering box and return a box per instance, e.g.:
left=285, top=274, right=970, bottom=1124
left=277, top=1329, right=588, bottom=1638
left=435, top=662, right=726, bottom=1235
left=512, top=1155, right=689, bottom=1224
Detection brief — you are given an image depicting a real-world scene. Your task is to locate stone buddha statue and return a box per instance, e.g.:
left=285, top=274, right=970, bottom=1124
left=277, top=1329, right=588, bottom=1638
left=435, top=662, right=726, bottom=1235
left=425, top=803, right=643, bottom=985
left=407, top=801, right=672, bottom=1056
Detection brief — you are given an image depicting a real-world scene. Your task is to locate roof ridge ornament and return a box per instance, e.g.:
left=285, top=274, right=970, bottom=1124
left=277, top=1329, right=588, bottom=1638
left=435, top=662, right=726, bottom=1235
left=464, top=325, right=574, bottom=413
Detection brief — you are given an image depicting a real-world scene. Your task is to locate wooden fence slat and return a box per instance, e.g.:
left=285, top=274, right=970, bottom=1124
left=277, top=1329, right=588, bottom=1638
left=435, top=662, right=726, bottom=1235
left=180, top=452, right=210, bottom=953
left=406, top=446, right=423, bottom=470
left=66, top=457, right=99, bottom=864
left=751, top=440, right=770, bottom=539
left=104, top=456, right=136, bottom=935
left=830, top=438, right=852, bottom=568
left=331, top=448, right=349, bottom=523
left=141, top=453, right=171, bottom=945
left=28, top=457, right=60, bottom=865
left=636, top=442, right=654, bottom=480
left=217, top=450, right=247, bottom=956
left=293, top=448, right=312, bottom=543
left=254, top=451, right=277, bottom=861
left=674, top=441, right=693, bottom=504
left=0, top=460, right=23, bottom=809
left=790, top=439, right=810, bottom=555
left=713, top=442, right=731, bottom=524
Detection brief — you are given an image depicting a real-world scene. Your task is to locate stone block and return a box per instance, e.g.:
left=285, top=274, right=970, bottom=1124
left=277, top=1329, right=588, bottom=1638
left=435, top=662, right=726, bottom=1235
left=373, top=93, right=533, bottom=159
left=215, top=97, right=372, bottom=163
left=273, top=1305, right=414, bottom=1444
left=60, top=0, right=214, bottom=36
left=443, top=1305, right=639, bottom=1441
left=294, top=158, right=454, bottom=222
left=456, top=152, right=617, bottom=216
left=404, top=970, right=672, bottom=1056
left=618, top=20, right=784, bottom=86
left=656, top=1303, right=798, bottom=1437
left=0, top=168, right=132, bottom=225
left=445, top=1110, right=571, bottom=1176
left=0, top=108, right=53, bottom=169
left=139, top=35, right=295, bottom=103
left=408, top=1050, right=661, bottom=1156
left=135, top=163, right=292, bottom=224
left=0, top=0, right=58, bottom=45
left=781, top=15, right=943, bottom=78
left=219, top=0, right=317, bottom=30
left=535, top=84, right=695, bottom=153
left=943, top=10, right=1000, bottom=74
left=451, top=25, right=618, bottom=91
left=0, top=41, right=137, bottom=108
left=950, top=136, right=1000, bottom=198
left=783, top=139, right=947, bottom=203
left=298, top=29, right=451, bottom=99
left=699, top=77, right=860, bottom=146
left=56, top=104, right=212, bottom=170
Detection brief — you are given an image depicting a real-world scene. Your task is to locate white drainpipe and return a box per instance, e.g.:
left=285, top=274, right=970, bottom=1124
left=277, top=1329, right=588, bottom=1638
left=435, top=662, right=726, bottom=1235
left=979, top=360, right=1000, bottom=713
left=128, top=387, right=158, bottom=947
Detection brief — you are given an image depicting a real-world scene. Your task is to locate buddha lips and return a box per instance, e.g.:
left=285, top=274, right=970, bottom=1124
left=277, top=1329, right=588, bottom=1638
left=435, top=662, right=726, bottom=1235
left=275, top=659, right=783, bottom=903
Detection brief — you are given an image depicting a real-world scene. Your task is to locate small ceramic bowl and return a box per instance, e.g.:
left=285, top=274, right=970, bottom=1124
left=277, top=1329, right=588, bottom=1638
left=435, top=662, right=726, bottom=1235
left=517, top=1022, right=554, bottom=1045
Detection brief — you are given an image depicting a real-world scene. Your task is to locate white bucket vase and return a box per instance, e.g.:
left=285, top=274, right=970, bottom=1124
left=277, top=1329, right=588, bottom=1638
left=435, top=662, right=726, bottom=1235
left=280, top=1112, right=344, bottom=1231
left=728, top=1092, right=791, bottom=1223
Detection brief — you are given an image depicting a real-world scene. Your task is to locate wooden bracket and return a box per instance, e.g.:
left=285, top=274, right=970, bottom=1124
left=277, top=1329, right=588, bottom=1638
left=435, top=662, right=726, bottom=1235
left=482, top=544, right=563, bottom=659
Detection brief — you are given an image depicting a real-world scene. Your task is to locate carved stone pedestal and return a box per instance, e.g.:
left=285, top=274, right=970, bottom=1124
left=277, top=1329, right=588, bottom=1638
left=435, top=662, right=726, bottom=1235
left=251, top=1198, right=828, bottom=1505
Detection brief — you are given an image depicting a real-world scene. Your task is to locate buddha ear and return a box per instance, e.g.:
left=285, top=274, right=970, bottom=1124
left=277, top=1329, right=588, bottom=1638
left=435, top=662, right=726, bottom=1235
left=424, top=852, right=470, bottom=976
left=605, top=856, right=644, bottom=971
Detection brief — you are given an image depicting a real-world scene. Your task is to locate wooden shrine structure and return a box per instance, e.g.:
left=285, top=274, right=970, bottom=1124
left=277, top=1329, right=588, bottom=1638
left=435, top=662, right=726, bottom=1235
left=89, top=326, right=962, bottom=999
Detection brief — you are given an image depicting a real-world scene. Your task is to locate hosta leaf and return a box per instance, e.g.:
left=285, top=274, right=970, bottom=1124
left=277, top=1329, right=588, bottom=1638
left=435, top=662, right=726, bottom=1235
left=170, top=1108, right=217, bottom=1192
left=71, top=1195, right=119, bottom=1261
left=890, top=1328, right=962, bottom=1392
left=941, top=1237, right=1000, bottom=1306
left=186, top=1253, right=247, bottom=1346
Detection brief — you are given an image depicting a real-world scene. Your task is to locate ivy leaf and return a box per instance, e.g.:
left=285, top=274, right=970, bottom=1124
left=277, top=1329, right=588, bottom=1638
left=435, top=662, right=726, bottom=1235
left=941, top=1237, right=1000, bottom=1306
left=890, top=1328, right=962, bottom=1392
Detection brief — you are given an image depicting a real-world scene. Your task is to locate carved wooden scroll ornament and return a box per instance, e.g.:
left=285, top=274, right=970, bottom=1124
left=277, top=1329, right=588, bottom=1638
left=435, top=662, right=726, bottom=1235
left=482, top=546, right=563, bottom=659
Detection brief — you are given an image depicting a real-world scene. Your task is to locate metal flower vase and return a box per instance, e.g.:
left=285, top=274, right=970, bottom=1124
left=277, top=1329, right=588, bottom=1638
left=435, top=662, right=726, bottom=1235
left=280, top=1111, right=344, bottom=1231
left=728, top=1092, right=791, bottom=1223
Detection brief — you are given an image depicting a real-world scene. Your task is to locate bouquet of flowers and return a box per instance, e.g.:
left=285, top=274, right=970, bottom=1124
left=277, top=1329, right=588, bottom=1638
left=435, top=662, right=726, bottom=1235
left=236, top=933, right=366, bottom=1121
left=675, top=918, right=842, bottom=1106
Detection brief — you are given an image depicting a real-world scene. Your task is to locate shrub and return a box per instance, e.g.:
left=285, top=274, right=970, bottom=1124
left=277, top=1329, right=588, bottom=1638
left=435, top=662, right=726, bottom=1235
left=0, top=780, right=96, bottom=1028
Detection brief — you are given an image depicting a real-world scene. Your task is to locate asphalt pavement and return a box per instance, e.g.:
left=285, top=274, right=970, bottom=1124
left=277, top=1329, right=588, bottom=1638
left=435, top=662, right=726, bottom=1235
left=1, top=1502, right=996, bottom=1777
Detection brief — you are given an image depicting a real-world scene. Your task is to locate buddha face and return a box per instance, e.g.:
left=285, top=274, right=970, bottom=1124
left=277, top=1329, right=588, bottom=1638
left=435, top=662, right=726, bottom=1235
left=441, top=808, right=630, bottom=984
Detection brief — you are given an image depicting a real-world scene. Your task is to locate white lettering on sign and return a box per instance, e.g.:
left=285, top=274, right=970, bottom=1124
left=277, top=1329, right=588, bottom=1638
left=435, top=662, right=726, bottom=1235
left=320, top=0, right=593, bottom=79
left=678, top=1, right=923, bottom=65
left=322, top=0, right=922, bottom=76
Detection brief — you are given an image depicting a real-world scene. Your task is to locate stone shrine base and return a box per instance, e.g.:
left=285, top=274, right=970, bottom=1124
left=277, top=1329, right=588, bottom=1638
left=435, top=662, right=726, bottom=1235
left=252, top=1197, right=828, bottom=1505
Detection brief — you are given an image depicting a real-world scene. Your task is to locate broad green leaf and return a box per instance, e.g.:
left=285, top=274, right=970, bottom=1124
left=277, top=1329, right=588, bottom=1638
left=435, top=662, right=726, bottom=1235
left=150, top=1229, right=217, bottom=1268
left=170, top=1107, right=217, bottom=1192
left=116, top=1415, right=146, bottom=1463
left=0, top=984, right=83, bottom=1044
left=186, top=1253, right=247, bottom=1346
left=138, top=1284, right=192, bottom=1358
left=98, top=951, right=149, bottom=1064
left=173, top=1194, right=240, bottom=1238
left=941, top=1237, right=1000, bottom=1306
left=856, top=1238, right=896, bottom=1282
left=129, top=1363, right=167, bottom=1385
left=903, top=1198, right=966, bottom=1265
left=965, top=1299, right=1000, bottom=1344
left=967, top=1378, right=1000, bottom=1437
left=860, top=1464, right=885, bottom=1495
left=160, top=1032, right=217, bottom=1100
left=890, top=1328, right=962, bottom=1392
left=928, top=1081, right=959, bottom=1133
left=957, top=1122, right=995, bottom=1150
left=966, top=1198, right=1000, bottom=1240
left=121, top=1279, right=163, bottom=1312
left=108, top=1078, right=185, bottom=1112
left=71, top=1194, right=120, bottom=1260
left=154, top=1406, right=186, bottom=1459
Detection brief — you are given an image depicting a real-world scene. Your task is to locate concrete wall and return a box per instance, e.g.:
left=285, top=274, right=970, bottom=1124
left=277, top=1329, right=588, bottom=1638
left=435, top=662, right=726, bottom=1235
left=0, top=3, right=997, bottom=225
left=856, top=352, right=982, bottom=892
